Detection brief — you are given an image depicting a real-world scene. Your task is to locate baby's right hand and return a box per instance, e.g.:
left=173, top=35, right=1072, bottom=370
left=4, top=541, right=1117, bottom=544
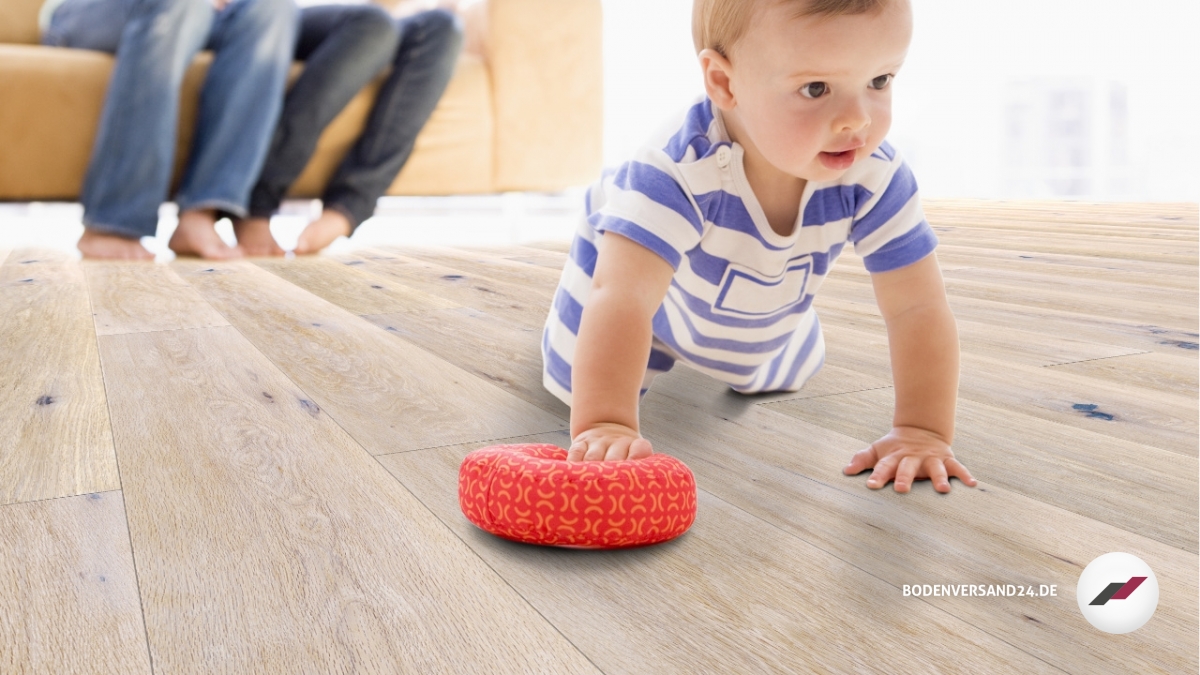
left=568, top=423, right=654, bottom=462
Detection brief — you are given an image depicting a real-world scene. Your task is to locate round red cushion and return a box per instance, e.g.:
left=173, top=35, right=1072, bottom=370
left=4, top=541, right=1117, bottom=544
left=458, top=443, right=697, bottom=548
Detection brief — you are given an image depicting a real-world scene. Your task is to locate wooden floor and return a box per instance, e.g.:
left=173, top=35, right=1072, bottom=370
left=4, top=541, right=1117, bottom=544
left=1, top=200, right=1196, bottom=674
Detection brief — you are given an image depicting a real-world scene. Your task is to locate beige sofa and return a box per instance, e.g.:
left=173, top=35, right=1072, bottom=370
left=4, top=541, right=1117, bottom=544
left=0, top=0, right=602, bottom=201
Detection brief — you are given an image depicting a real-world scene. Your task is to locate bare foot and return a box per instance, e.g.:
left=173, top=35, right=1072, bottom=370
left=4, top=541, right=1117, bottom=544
left=232, top=216, right=284, bottom=257
left=168, top=209, right=243, bottom=259
left=294, top=209, right=352, bottom=255
left=77, top=228, right=155, bottom=260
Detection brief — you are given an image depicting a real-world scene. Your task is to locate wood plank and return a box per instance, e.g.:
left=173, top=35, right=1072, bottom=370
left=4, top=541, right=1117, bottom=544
left=0, top=491, right=151, bottom=674
left=924, top=231, right=1195, bottom=265
left=759, top=386, right=1198, bottom=552
left=82, top=261, right=229, bottom=336
left=1045, top=351, right=1199, bottom=397
left=634, top=391, right=1198, bottom=675
left=175, top=260, right=565, bottom=452
left=820, top=267, right=1198, bottom=330
left=932, top=222, right=1197, bottom=242
left=815, top=284, right=1199, bottom=358
left=924, top=199, right=1198, bottom=229
left=332, top=249, right=553, bottom=329
left=0, top=249, right=118, bottom=505
left=384, top=245, right=564, bottom=292
left=816, top=301, right=1146, bottom=369
left=380, top=435, right=1064, bottom=675
left=935, top=245, right=1199, bottom=289
left=97, top=326, right=598, bottom=674
left=524, top=240, right=571, bottom=254
left=253, top=256, right=459, bottom=316
left=814, top=322, right=1198, bottom=456
left=491, top=244, right=572, bottom=270
left=363, top=308, right=570, bottom=420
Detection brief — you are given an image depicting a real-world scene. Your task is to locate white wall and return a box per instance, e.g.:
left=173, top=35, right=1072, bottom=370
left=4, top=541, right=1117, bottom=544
left=600, top=0, right=1200, bottom=201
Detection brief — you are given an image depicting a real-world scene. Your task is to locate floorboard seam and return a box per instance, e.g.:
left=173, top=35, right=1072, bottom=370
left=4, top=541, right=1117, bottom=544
left=0, top=488, right=124, bottom=510
left=1040, top=350, right=1156, bottom=368
left=365, top=451, right=608, bottom=674
left=373, top=428, right=570, bottom=457
left=181, top=271, right=598, bottom=670
left=85, top=279, right=157, bottom=675
left=688, top=477, right=1073, bottom=674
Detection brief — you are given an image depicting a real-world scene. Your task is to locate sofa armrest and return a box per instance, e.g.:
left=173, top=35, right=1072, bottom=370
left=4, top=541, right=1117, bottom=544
left=487, top=0, right=602, bottom=192
left=0, top=44, right=112, bottom=200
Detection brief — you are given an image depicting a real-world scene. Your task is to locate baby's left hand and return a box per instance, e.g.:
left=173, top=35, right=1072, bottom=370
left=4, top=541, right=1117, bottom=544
left=843, top=426, right=977, bottom=493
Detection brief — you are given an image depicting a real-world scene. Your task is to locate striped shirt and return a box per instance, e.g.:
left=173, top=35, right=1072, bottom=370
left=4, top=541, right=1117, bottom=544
left=542, top=97, right=937, bottom=405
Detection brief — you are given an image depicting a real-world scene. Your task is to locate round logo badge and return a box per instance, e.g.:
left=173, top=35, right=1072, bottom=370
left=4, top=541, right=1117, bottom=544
left=1077, top=552, right=1159, bottom=634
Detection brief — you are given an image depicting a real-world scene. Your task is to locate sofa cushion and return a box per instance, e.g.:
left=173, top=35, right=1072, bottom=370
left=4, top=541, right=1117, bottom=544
left=0, top=44, right=492, bottom=201
left=0, top=0, right=42, bottom=45
left=290, top=53, right=493, bottom=198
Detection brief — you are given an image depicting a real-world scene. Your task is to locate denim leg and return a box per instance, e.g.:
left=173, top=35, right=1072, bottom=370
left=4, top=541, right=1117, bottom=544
left=323, top=9, right=463, bottom=231
left=174, top=0, right=299, bottom=218
left=247, top=4, right=399, bottom=219
left=47, top=0, right=214, bottom=239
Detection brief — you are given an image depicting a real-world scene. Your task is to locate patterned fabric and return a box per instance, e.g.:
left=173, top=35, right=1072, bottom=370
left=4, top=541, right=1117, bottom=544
left=459, top=444, right=697, bottom=548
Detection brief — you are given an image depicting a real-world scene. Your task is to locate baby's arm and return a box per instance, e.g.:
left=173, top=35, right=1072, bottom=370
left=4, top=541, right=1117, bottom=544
left=567, top=232, right=675, bottom=462
left=843, top=253, right=977, bottom=492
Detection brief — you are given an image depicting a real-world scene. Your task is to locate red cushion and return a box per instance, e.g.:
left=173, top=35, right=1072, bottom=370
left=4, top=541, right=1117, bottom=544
left=458, top=443, right=697, bottom=548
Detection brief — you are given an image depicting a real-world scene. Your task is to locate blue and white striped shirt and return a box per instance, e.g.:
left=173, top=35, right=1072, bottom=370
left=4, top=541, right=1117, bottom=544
left=542, top=98, right=937, bottom=405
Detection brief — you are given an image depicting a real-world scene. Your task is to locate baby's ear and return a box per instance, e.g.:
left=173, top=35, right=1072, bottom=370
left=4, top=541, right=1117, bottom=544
left=698, top=48, right=736, bottom=110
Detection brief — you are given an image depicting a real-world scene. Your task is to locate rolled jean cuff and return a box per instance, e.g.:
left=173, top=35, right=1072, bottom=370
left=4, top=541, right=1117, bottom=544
left=175, top=198, right=248, bottom=220
left=81, top=218, right=148, bottom=241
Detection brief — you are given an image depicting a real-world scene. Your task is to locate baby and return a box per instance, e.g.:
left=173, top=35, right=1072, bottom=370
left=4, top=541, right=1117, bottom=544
left=542, top=0, right=977, bottom=493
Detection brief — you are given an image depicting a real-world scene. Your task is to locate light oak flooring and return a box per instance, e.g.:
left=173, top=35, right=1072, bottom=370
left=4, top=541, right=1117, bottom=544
left=1, top=200, right=1196, bottom=674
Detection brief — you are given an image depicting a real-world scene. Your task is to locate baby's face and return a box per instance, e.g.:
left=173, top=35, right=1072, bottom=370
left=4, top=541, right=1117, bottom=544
left=724, top=0, right=913, bottom=182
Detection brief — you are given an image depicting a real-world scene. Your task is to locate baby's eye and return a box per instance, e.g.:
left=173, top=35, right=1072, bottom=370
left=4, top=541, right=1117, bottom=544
left=870, top=74, right=894, bottom=90
left=798, top=82, right=828, bottom=99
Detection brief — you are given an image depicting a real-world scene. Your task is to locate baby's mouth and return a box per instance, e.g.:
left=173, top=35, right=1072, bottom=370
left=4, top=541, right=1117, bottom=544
left=818, top=148, right=857, bottom=170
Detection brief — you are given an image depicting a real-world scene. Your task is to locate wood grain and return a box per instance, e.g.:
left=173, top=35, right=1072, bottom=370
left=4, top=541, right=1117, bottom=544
left=0, top=491, right=150, bottom=674
left=820, top=267, right=1197, bottom=331
left=814, top=322, right=1198, bottom=456
left=0, top=249, right=118, bottom=505
left=254, top=256, right=459, bottom=316
left=760, top=386, right=1198, bottom=552
left=82, top=261, right=230, bottom=336
left=381, top=436, right=1065, bottom=675
left=97, top=325, right=598, bottom=674
left=635, top=392, right=1198, bottom=675
left=816, top=291, right=1198, bottom=358
left=337, top=249, right=554, bottom=329
left=386, top=245, right=564, bottom=292
left=923, top=199, right=1198, bottom=230
left=175, top=260, right=565, bottom=452
left=934, top=245, right=1198, bottom=290
left=1045, top=351, right=1199, bottom=397
left=362, top=307, right=570, bottom=420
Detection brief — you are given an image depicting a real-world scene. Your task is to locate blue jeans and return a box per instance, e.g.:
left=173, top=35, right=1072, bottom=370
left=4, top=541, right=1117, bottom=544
left=43, top=0, right=299, bottom=239
left=248, top=6, right=463, bottom=232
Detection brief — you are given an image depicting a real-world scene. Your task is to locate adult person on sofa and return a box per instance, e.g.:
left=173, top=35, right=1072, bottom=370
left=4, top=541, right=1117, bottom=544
left=231, top=2, right=463, bottom=256
left=40, top=0, right=298, bottom=260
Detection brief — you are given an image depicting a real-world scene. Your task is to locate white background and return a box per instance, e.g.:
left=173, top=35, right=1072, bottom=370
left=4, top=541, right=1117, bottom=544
left=600, top=0, right=1200, bottom=201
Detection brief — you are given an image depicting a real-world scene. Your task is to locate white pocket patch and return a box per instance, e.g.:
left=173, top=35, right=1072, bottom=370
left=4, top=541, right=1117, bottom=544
left=714, top=256, right=813, bottom=316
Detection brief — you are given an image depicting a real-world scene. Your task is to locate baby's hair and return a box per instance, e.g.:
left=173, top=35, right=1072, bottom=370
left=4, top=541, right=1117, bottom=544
left=692, top=0, right=888, bottom=56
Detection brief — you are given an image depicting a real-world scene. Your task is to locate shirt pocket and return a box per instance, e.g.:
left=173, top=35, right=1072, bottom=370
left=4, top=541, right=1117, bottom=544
left=714, top=255, right=813, bottom=317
